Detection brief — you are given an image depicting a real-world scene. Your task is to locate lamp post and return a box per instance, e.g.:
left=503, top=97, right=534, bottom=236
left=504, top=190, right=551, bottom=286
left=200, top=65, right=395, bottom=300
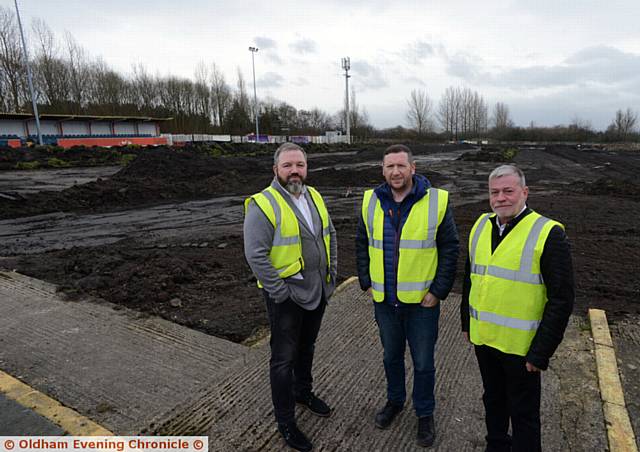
left=341, top=57, right=351, bottom=145
left=14, top=0, right=42, bottom=145
left=248, top=46, right=259, bottom=143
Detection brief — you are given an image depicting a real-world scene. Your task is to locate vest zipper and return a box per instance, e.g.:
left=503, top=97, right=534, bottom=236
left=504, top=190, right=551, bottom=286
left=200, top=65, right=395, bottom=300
left=391, top=207, right=401, bottom=307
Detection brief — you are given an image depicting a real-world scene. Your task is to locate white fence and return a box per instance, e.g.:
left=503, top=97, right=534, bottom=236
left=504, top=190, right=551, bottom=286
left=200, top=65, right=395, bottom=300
left=162, top=133, right=349, bottom=146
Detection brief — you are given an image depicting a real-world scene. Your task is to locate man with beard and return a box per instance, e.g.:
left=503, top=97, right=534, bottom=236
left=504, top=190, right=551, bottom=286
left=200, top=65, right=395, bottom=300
left=356, top=144, right=459, bottom=447
left=244, top=142, right=337, bottom=452
left=461, top=164, right=573, bottom=451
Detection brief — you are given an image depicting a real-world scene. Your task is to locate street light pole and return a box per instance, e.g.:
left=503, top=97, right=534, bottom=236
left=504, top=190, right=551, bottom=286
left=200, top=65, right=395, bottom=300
left=14, top=0, right=43, bottom=146
left=249, top=46, right=260, bottom=143
left=341, top=57, right=351, bottom=145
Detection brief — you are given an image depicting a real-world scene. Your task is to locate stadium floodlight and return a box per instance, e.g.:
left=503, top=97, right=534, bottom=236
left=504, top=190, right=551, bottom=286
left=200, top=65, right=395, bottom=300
left=341, top=57, right=351, bottom=145
left=14, top=0, right=42, bottom=146
left=249, top=46, right=260, bottom=143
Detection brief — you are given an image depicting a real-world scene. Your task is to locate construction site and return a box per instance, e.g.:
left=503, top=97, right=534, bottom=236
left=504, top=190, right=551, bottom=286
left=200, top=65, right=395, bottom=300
left=1, top=142, right=639, bottom=450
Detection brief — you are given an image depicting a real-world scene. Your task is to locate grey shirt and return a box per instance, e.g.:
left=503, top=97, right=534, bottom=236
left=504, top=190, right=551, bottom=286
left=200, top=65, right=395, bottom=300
left=243, top=179, right=338, bottom=310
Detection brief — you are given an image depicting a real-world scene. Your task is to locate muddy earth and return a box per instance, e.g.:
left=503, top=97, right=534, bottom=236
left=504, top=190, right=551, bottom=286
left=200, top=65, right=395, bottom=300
left=1, top=143, right=639, bottom=346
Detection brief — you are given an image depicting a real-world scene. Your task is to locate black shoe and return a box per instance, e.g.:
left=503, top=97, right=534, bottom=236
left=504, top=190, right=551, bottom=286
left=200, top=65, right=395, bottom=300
left=417, top=415, right=435, bottom=447
left=296, top=393, right=331, bottom=417
left=277, top=422, right=313, bottom=452
left=374, top=401, right=403, bottom=429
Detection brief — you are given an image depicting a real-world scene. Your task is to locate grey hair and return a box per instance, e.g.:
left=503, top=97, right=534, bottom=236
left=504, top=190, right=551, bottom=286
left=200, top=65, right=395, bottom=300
left=274, top=142, right=307, bottom=165
left=489, top=164, right=526, bottom=186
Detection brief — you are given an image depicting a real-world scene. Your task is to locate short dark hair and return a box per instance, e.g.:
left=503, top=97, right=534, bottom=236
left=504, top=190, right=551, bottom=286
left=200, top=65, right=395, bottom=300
left=274, top=142, right=307, bottom=165
left=384, top=144, right=414, bottom=163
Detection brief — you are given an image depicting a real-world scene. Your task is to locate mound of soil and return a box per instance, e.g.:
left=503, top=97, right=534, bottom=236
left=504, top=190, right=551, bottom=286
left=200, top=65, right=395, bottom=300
left=0, top=149, right=274, bottom=219
left=569, top=176, right=640, bottom=198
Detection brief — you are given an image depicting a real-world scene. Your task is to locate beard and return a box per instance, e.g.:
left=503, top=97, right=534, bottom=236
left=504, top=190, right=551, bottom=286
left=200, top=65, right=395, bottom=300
left=278, top=174, right=305, bottom=195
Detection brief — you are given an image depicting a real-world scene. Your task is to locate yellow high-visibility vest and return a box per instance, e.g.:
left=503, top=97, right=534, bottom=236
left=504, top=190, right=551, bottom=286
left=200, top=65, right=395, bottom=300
left=468, top=211, right=563, bottom=356
left=361, top=187, right=448, bottom=303
left=245, top=185, right=331, bottom=286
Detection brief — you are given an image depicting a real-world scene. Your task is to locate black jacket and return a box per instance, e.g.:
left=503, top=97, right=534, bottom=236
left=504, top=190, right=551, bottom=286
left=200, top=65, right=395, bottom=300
left=356, top=174, right=459, bottom=303
left=460, top=207, right=574, bottom=370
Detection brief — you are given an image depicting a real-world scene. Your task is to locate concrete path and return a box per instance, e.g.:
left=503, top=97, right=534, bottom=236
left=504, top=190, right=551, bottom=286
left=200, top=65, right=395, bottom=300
left=147, top=280, right=606, bottom=451
left=0, top=273, right=607, bottom=450
left=0, top=271, right=253, bottom=434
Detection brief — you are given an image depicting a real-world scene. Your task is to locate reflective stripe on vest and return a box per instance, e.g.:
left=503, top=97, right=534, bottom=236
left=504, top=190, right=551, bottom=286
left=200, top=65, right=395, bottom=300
left=468, top=211, right=563, bottom=356
left=362, top=187, right=447, bottom=303
left=245, top=185, right=331, bottom=286
left=307, top=186, right=332, bottom=284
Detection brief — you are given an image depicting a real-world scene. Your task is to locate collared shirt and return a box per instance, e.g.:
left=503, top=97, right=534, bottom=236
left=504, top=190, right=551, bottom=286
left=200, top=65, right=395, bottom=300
left=276, top=179, right=315, bottom=235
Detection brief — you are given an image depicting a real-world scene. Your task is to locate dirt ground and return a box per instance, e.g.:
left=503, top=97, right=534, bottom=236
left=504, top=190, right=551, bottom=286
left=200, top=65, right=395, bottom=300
left=1, top=143, right=639, bottom=347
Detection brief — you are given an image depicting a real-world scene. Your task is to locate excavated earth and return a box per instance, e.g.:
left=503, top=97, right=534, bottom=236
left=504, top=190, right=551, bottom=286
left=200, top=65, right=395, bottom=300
left=2, top=142, right=640, bottom=441
left=1, top=143, right=639, bottom=343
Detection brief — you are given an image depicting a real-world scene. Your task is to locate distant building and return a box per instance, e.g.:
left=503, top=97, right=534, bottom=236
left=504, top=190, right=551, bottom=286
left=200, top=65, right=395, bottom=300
left=0, top=113, right=171, bottom=148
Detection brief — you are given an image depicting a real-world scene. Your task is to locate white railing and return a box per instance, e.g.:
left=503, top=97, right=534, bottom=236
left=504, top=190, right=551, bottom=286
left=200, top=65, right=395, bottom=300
left=161, top=133, right=349, bottom=145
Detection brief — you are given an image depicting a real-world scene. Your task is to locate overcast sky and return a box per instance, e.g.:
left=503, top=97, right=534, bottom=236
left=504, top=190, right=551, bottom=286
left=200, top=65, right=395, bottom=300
left=7, top=0, right=640, bottom=130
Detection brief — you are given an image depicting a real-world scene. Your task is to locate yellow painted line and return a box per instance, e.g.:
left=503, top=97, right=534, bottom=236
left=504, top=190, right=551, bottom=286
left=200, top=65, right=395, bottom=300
left=589, top=308, right=638, bottom=452
left=0, top=371, right=113, bottom=436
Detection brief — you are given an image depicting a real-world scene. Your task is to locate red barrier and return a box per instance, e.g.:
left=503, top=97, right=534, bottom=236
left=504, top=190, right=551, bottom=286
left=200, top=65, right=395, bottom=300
left=7, top=139, right=21, bottom=148
left=56, top=137, right=168, bottom=148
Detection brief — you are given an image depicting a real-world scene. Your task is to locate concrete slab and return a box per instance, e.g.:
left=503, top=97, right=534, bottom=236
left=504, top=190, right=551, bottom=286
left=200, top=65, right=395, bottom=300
left=0, top=272, right=608, bottom=448
left=0, top=271, right=254, bottom=434
left=148, top=280, right=607, bottom=451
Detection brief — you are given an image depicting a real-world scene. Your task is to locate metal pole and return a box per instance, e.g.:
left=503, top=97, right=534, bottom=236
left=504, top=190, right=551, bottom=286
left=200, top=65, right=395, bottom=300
left=341, top=57, right=351, bottom=145
left=249, top=47, right=259, bottom=143
left=14, top=0, right=43, bottom=146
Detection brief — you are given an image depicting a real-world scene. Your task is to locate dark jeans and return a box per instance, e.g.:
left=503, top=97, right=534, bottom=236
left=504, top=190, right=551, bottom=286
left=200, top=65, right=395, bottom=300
left=474, top=345, right=542, bottom=452
left=264, top=291, right=326, bottom=424
left=373, top=301, right=439, bottom=417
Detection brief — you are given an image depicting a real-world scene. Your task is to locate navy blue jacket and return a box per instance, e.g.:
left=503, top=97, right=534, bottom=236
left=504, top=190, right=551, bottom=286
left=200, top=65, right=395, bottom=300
left=356, top=174, right=460, bottom=304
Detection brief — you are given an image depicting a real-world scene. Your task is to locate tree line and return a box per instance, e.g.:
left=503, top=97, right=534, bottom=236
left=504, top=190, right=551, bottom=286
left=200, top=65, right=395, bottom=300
left=0, top=7, right=372, bottom=136
left=406, top=88, right=639, bottom=143
left=1, top=6, right=638, bottom=141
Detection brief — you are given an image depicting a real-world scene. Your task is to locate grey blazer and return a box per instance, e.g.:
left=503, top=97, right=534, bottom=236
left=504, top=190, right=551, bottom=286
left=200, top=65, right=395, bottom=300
left=243, top=179, right=338, bottom=310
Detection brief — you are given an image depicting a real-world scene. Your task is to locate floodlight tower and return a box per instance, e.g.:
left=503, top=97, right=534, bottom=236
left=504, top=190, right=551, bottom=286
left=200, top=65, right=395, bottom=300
left=341, top=57, right=351, bottom=144
left=14, top=0, right=42, bottom=145
left=249, top=46, right=260, bottom=143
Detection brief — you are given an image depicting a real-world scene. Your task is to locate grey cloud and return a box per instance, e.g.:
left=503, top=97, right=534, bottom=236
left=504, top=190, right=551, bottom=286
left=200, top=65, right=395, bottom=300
left=257, top=72, right=284, bottom=89
left=507, top=83, right=640, bottom=130
left=402, top=40, right=436, bottom=65
left=290, top=38, right=317, bottom=54
left=253, top=36, right=277, bottom=50
left=445, top=52, right=482, bottom=79
left=351, top=61, right=387, bottom=90
left=490, top=46, right=640, bottom=89
left=251, top=37, right=283, bottom=64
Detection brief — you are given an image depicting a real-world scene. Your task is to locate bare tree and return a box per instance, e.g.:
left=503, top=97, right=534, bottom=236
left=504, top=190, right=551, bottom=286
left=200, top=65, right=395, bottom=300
left=86, top=57, right=127, bottom=114
left=209, top=62, right=231, bottom=127
left=131, top=63, right=158, bottom=112
left=406, top=89, right=433, bottom=135
left=64, top=32, right=89, bottom=112
left=337, top=86, right=371, bottom=135
left=194, top=61, right=211, bottom=123
left=236, top=67, right=250, bottom=114
left=31, top=18, right=69, bottom=109
left=437, top=87, right=457, bottom=138
left=493, top=102, right=514, bottom=130
left=0, top=6, right=27, bottom=112
left=609, top=108, right=638, bottom=141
